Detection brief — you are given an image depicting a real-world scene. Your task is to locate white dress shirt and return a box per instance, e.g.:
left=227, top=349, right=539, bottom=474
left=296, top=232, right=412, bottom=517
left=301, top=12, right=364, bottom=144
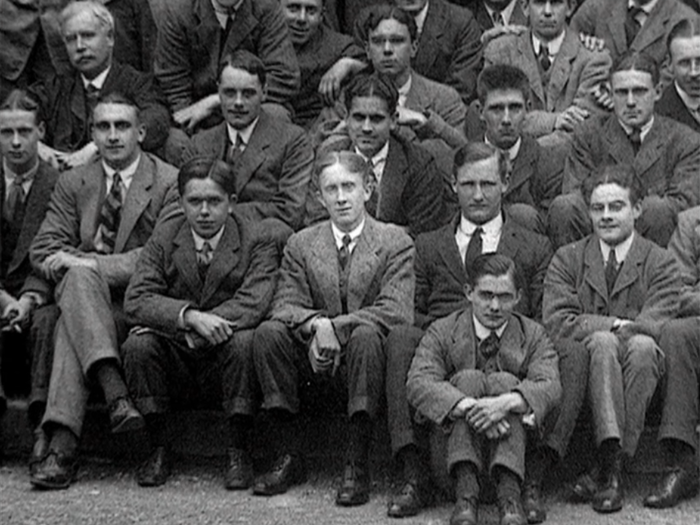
left=455, top=213, right=504, bottom=262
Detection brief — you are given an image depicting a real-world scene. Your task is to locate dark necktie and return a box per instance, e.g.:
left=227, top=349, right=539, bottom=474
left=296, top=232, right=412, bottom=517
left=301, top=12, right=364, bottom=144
left=85, top=83, right=100, bottom=114
left=226, top=133, right=245, bottom=166
left=198, top=240, right=213, bottom=281
left=629, top=127, right=642, bottom=155
left=479, top=331, right=500, bottom=360
left=625, top=5, right=643, bottom=46
left=365, top=160, right=379, bottom=217
left=338, top=234, right=352, bottom=269
left=3, top=175, right=27, bottom=225
left=605, top=249, right=620, bottom=295
left=491, top=11, right=505, bottom=26
left=538, top=44, right=551, bottom=72
left=98, top=173, right=123, bottom=254
left=464, top=227, right=483, bottom=273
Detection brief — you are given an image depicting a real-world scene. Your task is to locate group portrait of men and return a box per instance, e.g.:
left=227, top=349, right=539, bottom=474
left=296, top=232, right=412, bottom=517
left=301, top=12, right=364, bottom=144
left=4, top=0, right=700, bottom=524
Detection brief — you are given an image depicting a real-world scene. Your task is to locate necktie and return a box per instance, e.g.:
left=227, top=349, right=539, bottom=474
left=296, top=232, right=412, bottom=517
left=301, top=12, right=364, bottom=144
left=625, top=5, right=643, bottom=46
left=366, top=160, right=379, bottom=217
left=98, top=172, right=123, bottom=254
left=226, top=133, right=245, bottom=166
left=85, top=83, right=100, bottom=114
left=198, top=240, right=213, bottom=281
left=492, top=11, right=505, bottom=27
left=538, top=44, right=551, bottom=72
left=338, top=234, right=352, bottom=269
left=479, top=331, right=500, bottom=360
left=225, top=13, right=234, bottom=36
left=3, top=175, right=27, bottom=225
left=605, top=249, right=620, bottom=295
left=464, top=227, right=483, bottom=273
left=629, top=127, right=642, bottom=155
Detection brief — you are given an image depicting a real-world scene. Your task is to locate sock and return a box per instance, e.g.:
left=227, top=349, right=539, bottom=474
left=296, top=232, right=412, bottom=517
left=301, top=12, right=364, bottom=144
left=665, top=439, right=696, bottom=470
left=397, top=444, right=422, bottom=484
left=453, top=461, right=480, bottom=500
left=48, top=424, right=78, bottom=456
left=599, top=438, right=621, bottom=463
left=228, top=415, right=252, bottom=452
left=94, top=360, right=129, bottom=405
left=348, top=412, right=372, bottom=465
left=145, top=414, right=168, bottom=449
left=526, top=446, right=557, bottom=487
left=269, top=409, right=299, bottom=457
left=495, top=465, right=521, bottom=502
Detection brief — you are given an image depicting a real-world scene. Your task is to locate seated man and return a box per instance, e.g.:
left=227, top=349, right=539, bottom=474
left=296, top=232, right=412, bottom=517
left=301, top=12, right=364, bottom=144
left=155, top=0, right=300, bottom=132
left=406, top=253, right=561, bottom=525
left=312, top=73, right=455, bottom=237
left=252, top=150, right=414, bottom=505
left=30, top=1, right=169, bottom=171
left=484, top=0, right=612, bottom=145
left=548, top=51, right=700, bottom=249
left=384, top=141, right=553, bottom=520
left=184, top=51, right=314, bottom=231
left=27, top=92, right=179, bottom=490
left=121, top=157, right=290, bottom=488
left=544, top=164, right=680, bottom=514
left=0, top=90, right=60, bottom=445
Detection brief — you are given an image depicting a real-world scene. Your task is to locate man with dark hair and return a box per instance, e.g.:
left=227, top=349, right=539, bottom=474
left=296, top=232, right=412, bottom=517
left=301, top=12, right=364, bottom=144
left=544, top=164, right=680, bottom=514
left=407, top=252, right=560, bottom=525
left=184, top=51, right=313, bottom=231
left=27, top=92, right=179, bottom=490
left=121, top=157, right=290, bottom=488
left=548, top=50, right=700, bottom=248
left=471, top=0, right=527, bottom=32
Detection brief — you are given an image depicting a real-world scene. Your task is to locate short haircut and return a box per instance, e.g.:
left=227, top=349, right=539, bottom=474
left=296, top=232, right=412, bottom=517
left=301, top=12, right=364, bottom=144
left=93, top=91, right=142, bottom=123
left=667, top=17, right=700, bottom=56
left=610, top=50, right=659, bottom=86
left=343, top=72, right=398, bottom=114
left=312, top=149, right=374, bottom=192
left=453, top=141, right=509, bottom=183
left=0, top=89, right=44, bottom=125
left=60, top=0, right=114, bottom=35
left=582, top=164, right=644, bottom=206
left=178, top=157, right=236, bottom=197
left=466, top=253, right=520, bottom=291
left=363, top=5, right=418, bottom=43
left=476, top=64, right=530, bottom=105
left=218, top=50, right=267, bottom=87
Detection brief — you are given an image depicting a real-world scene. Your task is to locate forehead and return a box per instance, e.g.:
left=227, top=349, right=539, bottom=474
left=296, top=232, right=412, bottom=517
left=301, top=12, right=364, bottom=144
left=394, top=0, right=428, bottom=8
left=93, top=102, right=138, bottom=123
left=370, top=18, right=411, bottom=38
left=219, top=66, right=262, bottom=90
left=455, top=155, right=500, bottom=183
left=473, top=273, right=516, bottom=293
left=611, top=69, right=655, bottom=89
left=483, top=88, right=526, bottom=107
left=63, top=10, right=105, bottom=33
left=670, top=35, right=700, bottom=59
left=318, top=162, right=364, bottom=186
left=348, top=95, right=391, bottom=116
left=183, top=177, right=229, bottom=198
left=0, top=109, right=38, bottom=128
left=530, top=0, right=570, bottom=7
left=590, top=183, right=632, bottom=205
left=283, top=0, right=323, bottom=8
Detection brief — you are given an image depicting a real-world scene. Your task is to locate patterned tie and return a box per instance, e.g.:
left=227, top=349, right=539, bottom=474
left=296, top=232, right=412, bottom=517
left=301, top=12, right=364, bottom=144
left=605, top=249, right=620, bottom=296
left=198, top=240, right=213, bottom=281
left=365, top=160, right=379, bottom=217
left=338, top=234, right=352, bottom=269
left=98, top=173, right=123, bottom=254
left=629, top=127, right=642, bottom=155
left=625, top=5, right=643, bottom=46
left=3, top=175, right=27, bottom=225
left=226, top=133, right=245, bottom=166
left=464, top=227, right=483, bottom=273
left=85, top=83, right=100, bottom=114
left=479, top=331, right=500, bottom=360
left=538, top=44, right=551, bottom=72
left=491, top=10, right=505, bottom=27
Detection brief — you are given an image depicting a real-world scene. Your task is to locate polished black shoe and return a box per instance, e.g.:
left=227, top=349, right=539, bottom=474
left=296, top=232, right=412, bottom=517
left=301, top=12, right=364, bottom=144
left=570, top=467, right=599, bottom=502
left=499, top=496, right=527, bottom=525
left=522, top=482, right=546, bottom=524
left=387, top=481, right=425, bottom=517
left=450, top=496, right=478, bottom=525
left=225, top=448, right=253, bottom=490
left=253, top=453, right=306, bottom=496
left=592, top=463, right=623, bottom=513
left=28, top=428, right=51, bottom=478
left=137, top=446, right=171, bottom=487
left=643, top=466, right=700, bottom=509
left=109, top=397, right=145, bottom=434
left=336, top=461, right=371, bottom=506
left=30, top=450, right=78, bottom=490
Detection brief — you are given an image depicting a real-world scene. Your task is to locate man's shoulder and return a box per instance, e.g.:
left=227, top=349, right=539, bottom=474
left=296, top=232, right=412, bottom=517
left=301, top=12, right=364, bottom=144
left=677, top=205, right=700, bottom=234
left=484, top=30, right=524, bottom=56
left=255, top=111, right=308, bottom=142
left=503, top=218, right=551, bottom=250
left=653, top=114, right=700, bottom=143
left=142, top=153, right=179, bottom=183
left=412, top=72, right=463, bottom=101
left=249, top=0, right=285, bottom=17
left=367, top=217, right=414, bottom=248
left=415, top=221, right=454, bottom=252
left=240, top=215, right=293, bottom=247
left=429, top=0, right=477, bottom=26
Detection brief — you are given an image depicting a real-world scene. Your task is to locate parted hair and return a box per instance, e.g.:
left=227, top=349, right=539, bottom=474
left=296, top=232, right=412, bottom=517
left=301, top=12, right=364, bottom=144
left=94, top=91, right=142, bottom=123
left=60, top=0, right=114, bottom=35
left=453, top=141, right=509, bottom=183
left=0, top=89, right=44, bottom=125
left=343, top=72, right=399, bottom=115
left=363, top=5, right=418, bottom=42
left=667, top=17, right=700, bottom=55
left=476, top=64, right=530, bottom=105
left=312, top=150, right=374, bottom=192
left=177, top=157, right=236, bottom=197
left=218, top=50, right=267, bottom=87
left=466, top=253, right=521, bottom=292
left=610, top=50, right=660, bottom=86
left=582, top=164, right=644, bottom=206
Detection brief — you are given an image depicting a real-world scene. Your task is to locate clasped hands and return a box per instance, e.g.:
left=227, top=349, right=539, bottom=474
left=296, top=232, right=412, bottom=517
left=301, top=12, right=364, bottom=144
left=308, top=317, right=342, bottom=376
left=452, top=393, right=524, bottom=441
left=40, top=251, right=98, bottom=282
left=183, top=309, right=235, bottom=349
left=1, top=293, right=35, bottom=333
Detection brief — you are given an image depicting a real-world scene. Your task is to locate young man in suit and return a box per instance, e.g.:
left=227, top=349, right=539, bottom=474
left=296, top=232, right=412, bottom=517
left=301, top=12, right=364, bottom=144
left=406, top=253, right=561, bottom=525
left=383, top=141, right=553, bottom=519
left=544, top=164, right=680, bottom=514
left=0, top=90, right=60, bottom=456
left=27, top=92, right=179, bottom=490
left=484, top=0, right=612, bottom=146
left=548, top=51, right=700, bottom=249
left=121, top=157, right=290, bottom=488
left=252, top=151, right=414, bottom=506
left=184, top=51, right=314, bottom=231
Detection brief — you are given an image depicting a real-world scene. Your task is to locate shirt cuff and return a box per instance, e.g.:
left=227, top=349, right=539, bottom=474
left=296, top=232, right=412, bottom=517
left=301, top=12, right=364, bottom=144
left=178, top=304, right=192, bottom=331
left=20, top=291, right=46, bottom=308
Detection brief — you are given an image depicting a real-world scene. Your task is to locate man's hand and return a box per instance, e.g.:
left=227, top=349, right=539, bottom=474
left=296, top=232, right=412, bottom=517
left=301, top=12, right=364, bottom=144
left=451, top=396, right=477, bottom=419
left=480, top=24, right=527, bottom=45
left=1, top=294, right=36, bottom=333
left=484, top=419, right=511, bottom=440
left=183, top=309, right=234, bottom=346
left=579, top=33, right=607, bottom=52
left=60, top=142, right=99, bottom=170
left=466, top=392, right=526, bottom=434
left=38, top=142, right=67, bottom=171
left=554, top=105, right=590, bottom=132
left=174, top=95, right=219, bottom=132
left=319, top=58, right=365, bottom=106
left=41, top=251, right=97, bottom=281
left=308, top=317, right=342, bottom=375
left=591, top=82, right=613, bottom=111
left=397, top=107, right=428, bottom=128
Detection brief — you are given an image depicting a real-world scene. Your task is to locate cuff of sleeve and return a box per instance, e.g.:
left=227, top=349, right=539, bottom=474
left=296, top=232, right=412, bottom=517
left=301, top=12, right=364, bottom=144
left=21, top=291, right=46, bottom=308
left=178, top=304, right=192, bottom=331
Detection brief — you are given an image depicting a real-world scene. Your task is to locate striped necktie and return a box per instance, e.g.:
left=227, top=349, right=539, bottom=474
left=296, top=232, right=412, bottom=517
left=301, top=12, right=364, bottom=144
left=98, top=173, right=123, bottom=254
left=3, top=175, right=27, bottom=225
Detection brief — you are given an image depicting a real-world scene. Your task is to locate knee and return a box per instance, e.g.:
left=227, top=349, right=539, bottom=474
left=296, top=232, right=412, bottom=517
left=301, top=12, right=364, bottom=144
left=660, top=318, right=700, bottom=349
left=121, top=333, right=161, bottom=369
left=347, top=325, right=384, bottom=358
left=29, top=305, right=60, bottom=339
left=450, top=369, right=486, bottom=397
left=253, top=320, right=291, bottom=362
left=222, top=329, right=255, bottom=361
left=385, top=326, right=421, bottom=364
left=59, top=265, right=104, bottom=294
left=548, top=193, right=580, bottom=221
left=485, top=372, right=520, bottom=395
left=587, top=331, right=619, bottom=364
left=506, top=203, right=542, bottom=234
left=625, top=334, right=661, bottom=370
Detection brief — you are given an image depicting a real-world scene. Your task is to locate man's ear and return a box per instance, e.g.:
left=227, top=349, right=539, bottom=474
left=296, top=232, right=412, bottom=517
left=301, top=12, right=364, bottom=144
left=37, top=121, right=46, bottom=141
left=464, top=283, right=473, bottom=301
left=653, top=81, right=663, bottom=102
left=228, top=193, right=237, bottom=214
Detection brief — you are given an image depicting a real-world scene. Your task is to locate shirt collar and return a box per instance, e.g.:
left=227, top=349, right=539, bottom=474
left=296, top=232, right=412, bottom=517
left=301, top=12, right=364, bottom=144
left=618, top=115, right=654, bottom=142
left=356, top=141, right=390, bottom=169
left=473, top=314, right=508, bottom=340
left=101, top=153, right=141, bottom=188
left=485, top=135, right=521, bottom=161
left=3, top=158, right=40, bottom=183
left=413, top=1, right=430, bottom=35
left=628, top=0, right=658, bottom=15
left=226, top=117, right=259, bottom=148
left=599, top=231, right=635, bottom=263
left=192, top=223, right=226, bottom=251
left=460, top=211, right=504, bottom=237
left=211, top=0, right=243, bottom=27
left=397, top=73, right=413, bottom=105
left=82, top=66, right=111, bottom=90
left=484, top=0, right=518, bottom=25
left=675, top=81, right=700, bottom=111
left=331, top=217, right=365, bottom=249
left=532, top=29, right=566, bottom=56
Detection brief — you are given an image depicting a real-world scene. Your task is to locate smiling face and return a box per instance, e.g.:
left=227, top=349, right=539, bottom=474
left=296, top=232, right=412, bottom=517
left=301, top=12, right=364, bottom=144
left=62, top=10, right=113, bottom=79
left=453, top=153, right=507, bottom=225
left=92, top=102, right=144, bottom=170
left=588, top=182, right=641, bottom=246
left=366, top=18, right=416, bottom=86
left=393, top=0, right=428, bottom=14
left=218, top=65, right=264, bottom=130
left=611, top=69, right=660, bottom=129
left=281, top=0, right=324, bottom=46
left=0, top=109, right=44, bottom=175
left=670, top=35, right=700, bottom=99
left=317, top=162, right=372, bottom=232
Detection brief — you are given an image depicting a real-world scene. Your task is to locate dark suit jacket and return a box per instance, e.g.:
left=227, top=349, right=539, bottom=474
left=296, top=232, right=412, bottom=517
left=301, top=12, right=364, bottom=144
left=31, top=60, right=170, bottom=153
left=667, top=206, right=700, bottom=316
left=184, top=112, right=314, bottom=230
left=28, top=153, right=179, bottom=296
left=414, top=213, right=553, bottom=328
left=657, top=83, right=700, bottom=134
left=124, top=214, right=291, bottom=339
left=107, top=0, right=158, bottom=74
left=564, top=114, right=700, bottom=215
left=0, top=160, right=59, bottom=295
left=543, top=233, right=680, bottom=343
left=154, top=0, right=300, bottom=112
left=407, top=307, right=561, bottom=428
left=271, top=216, right=415, bottom=345
left=472, top=0, right=527, bottom=32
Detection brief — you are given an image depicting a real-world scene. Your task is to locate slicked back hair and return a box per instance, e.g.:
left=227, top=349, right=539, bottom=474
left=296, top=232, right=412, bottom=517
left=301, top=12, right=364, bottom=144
left=363, top=5, right=418, bottom=43
left=312, top=149, right=374, bottom=192
left=582, top=164, right=644, bottom=207
left=94, top=91, right=142, bottom=124
left=610, top=50, right=660, bottom=86
left=476, top=64, right=530, bottom=105
left=667, top=17, right=700, bottom=57
left=178, top=156, right=236, bottom=197
left=0, top=89, right=44, bottom=125
left=343, top=72, right=399, bottom=115
left=453, top=141, right=509, bottom=184
left=218, top=50, right=267, bottom=87
left=466, top=252, right=520, bottom=292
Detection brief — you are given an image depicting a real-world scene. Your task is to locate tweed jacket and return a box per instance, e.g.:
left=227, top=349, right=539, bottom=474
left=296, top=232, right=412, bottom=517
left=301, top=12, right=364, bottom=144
left=414, top=213, right=553, bottom=328
left=154, top=0, right=300, bottom=112
left=668, top=206, right=700, bottom=316
left=184, top=112, right=314, bottom=231
left=543, top=233, right=680, bottom=343
left=270, top=216, right=414, bottom=346
left=407, top=307, right=561, bottom=428
left=656, top=83, right=700, bottom=134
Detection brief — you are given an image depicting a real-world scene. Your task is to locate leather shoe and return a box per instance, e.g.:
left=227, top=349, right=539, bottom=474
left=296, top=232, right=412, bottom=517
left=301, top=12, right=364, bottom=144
left=450, top=496, right=478, bottom=525
left=336, top=461, right=370, bottom=506
left=643, top=466, right=699, bottom=509
left=28, top=428, right=51, bottom=478
left=109, top=397, right=145, bottom=434
left=137, top=446, right=171, bottom=487
left=499, top=496, right=527, bottom=525
left=30, top=450, right=78, bottom=490
left=224, top=448, right=253, bottom=490
left=592, top=462, right=623, bottom=513
left=253, top=453, right=306, bottom=496
left=522, top=482, right=546, bottom=524
left=387, top=481, right=425, bottom=517
left=570, top=467, right=599, bottom=502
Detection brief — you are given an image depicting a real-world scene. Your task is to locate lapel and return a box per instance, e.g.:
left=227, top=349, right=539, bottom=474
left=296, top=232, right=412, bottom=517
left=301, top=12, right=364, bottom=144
left=310, top=222, right=342, bottom=314
left=497, top=215, right=522, bottom=262
left=583, top=235, right=610, bottom=301
left=496, top=315, right=527, bottom=374
left=660, top=85, right=699, bottom=130
left=448, top=310, right=477, bottom=372
left=404, top=73, right=430, bottom=112
left=201, top=216, right=241, bottom=305
left=69, top=72, right=88, bottom=137
left=378, top=136, right=410, bottom=218
left=610, top=234, right=645, bottom=298
left=603, top=116, right=635, bottom=165
left=606, top=0, right=629, bottom=56
left=437, top=215, right=468, bottom=284
left=474, top=2, right=494, bottom=30
left=172, top=222, right=204, bottom=299
left=223, top=0, right=257, bottom=53
left=520, top=31, right=546, bottom=107
left=415, top=0, right=444, bottom=67
left=79, top=162, right=106, bottom=250
left=194, top=0, right=223, bottom=57
left=507, top=136, right=537, bottom=196
left=114, top=154, right=153, bottom=252
left=632, top=0, right=672, bottom=52
left=546, top=30, right=579, bottom=110
left=634, top=117, right=666, bottom=178
left=235, top=113, right=270, bottom=195
left=347, top=217, right=382, bottom=312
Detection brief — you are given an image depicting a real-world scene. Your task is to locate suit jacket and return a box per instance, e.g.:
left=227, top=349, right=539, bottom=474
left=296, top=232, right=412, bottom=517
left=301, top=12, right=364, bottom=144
left=472, top=0, right=527, bottom=32
left=657, top=83, right=700, bottom=134
left=484, top=28, right=612, bottom=138
left=106, top=0, right=158, bottom=74
left=355, top=0, right=483, bottom=102
left=31, top=60, right=170, bottom=153
left=414, top=213, right=553, bottom=328
left=270, top=216, right=414, bottom=346
left=543, top=233, right=680, bottom=343
left=564, top=114, right=700, bottom=214
left=668, top=206, right=700, bottom=316
left=28, top=153, right=179, bottom=297
left=154, top=0, right=300, bottom=112
left=0, top=160, right=59, bottom=295
left=124, top=214, right=291, bottom=339
left=570, top=0, right=695, bottom=89
left=406, top=307, right=561, bottom=428
left=184, top=112, right=314, bottom=230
